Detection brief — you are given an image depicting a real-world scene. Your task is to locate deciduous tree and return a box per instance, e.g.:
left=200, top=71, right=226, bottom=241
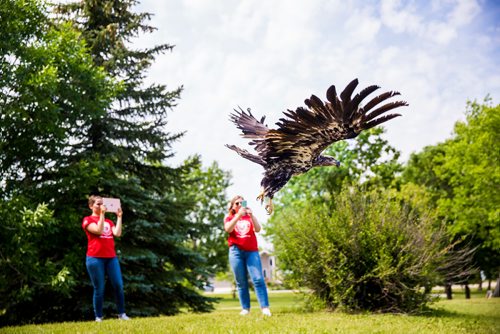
left=179, top=155, right=232, bottom=275
left=402, top=99, right=500, bottom=295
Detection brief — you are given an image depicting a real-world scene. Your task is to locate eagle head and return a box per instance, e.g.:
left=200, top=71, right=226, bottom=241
left=313, top=155, right=341, bottom=167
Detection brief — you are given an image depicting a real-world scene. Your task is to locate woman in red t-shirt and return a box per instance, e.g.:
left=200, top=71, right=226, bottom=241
left=224, top=195, right=271, bottom=316
left=82, top=195, right=130, bottom=322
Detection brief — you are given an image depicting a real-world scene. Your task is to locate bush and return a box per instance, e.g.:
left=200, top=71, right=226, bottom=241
left=271, top=186, right=451, bottom=313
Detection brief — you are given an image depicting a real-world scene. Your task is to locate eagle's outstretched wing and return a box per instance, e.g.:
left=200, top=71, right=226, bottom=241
left=226, top=107, right=269, bottom=166
left=257, top=78, right=408, bottom=167
left=228, top=107, right=269, bottom=141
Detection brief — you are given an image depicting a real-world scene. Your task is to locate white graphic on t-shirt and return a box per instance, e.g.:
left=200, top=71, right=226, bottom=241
left=235, top=219, right=251, bottom=238
left=101, top=221, right=113, bottom=239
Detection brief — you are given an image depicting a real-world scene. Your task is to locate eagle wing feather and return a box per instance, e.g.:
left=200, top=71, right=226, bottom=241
left=256, top=79, right=407, bottom=169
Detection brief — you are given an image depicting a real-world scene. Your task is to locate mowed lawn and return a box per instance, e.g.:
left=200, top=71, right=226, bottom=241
left=2, top=290, right=499, bottom=334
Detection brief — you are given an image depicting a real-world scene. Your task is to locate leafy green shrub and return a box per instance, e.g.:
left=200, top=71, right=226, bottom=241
left=271, top=186, right=452, bottom=313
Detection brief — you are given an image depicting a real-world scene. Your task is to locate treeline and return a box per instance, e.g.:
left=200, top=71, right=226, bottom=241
left=0, top=0, right=231, bottom=325
left=266, top=100, right=500, bottom=313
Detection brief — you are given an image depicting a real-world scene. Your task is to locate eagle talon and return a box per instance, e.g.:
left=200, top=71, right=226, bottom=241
left=265, top=198, right=274, bottom=215
left=256, top=189, right=265, bottom=204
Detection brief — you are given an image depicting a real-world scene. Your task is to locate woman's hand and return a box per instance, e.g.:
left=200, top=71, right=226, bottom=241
left=100, top=205, right=107, bottom=215
left=238, top=207, right=252, bottom=216
left=247, top=207, right=261, bottom=232
left=113, top=207, right=123, bottom=237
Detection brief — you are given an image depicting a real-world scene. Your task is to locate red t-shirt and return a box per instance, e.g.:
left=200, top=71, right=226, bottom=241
left=225, top=214, right=258, bottom=251
left=82, top=215, right=117, bottom=258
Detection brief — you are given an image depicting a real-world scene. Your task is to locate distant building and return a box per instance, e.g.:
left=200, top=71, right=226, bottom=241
left=260, top=250, right=278, bottom=283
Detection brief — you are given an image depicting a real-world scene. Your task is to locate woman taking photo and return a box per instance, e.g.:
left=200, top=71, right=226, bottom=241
left=82, top=195, right=130, bottom=322
left=224, top=195, right=271, bottom=316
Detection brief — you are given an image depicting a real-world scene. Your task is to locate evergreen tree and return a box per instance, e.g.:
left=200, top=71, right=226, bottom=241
left=53, top=0, right=216, bottom=317
left=0, top=0, right=118, bottom=325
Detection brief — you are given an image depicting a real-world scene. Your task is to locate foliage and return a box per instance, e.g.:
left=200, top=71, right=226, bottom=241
left=440, top=100, right=500, bottom=249
left=0, top=0, right=220, bottom=325
left=0, top=0, right=116, bottom=325
left=0, top=0, right=116, bottom=191
left=179, top=155, right=232, bottom=274
left=401, top=99, right=500, bottom=282
left=270, top=186, right=456, bottom=313
left=51, top=0, right=216, bottom=319
left=0, top=197, right=74, bottom=324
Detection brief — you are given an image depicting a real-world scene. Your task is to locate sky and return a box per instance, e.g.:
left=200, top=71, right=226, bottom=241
left=131, top=0, right=500, bottom=241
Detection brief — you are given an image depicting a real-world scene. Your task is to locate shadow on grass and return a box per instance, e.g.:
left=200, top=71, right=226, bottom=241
left=421, top=306, right=498, bottom=322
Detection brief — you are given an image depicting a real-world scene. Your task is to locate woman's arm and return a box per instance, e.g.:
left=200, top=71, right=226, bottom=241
left=86, top=207, right=106, bottom=235
left=248, top=208, right=261, bottom=232
left=224, top=209, right=244, bottom=233
left=112, top=208, right=123, bottom=237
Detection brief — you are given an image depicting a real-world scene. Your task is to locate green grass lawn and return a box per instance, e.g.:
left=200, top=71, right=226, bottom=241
left=2, top=291, right=499, bottom=333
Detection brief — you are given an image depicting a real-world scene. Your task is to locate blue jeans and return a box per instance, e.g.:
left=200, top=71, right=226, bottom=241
left=86, top=256, right=126, bottom=318
left=229, top=245, right=269, bottom=309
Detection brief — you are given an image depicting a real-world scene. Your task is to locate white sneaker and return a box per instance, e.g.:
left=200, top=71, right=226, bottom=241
left=262, top=308, right=272, bottom=316
left=118, top=313, right=131, bottom=320
left=239, top=309, right=250, bottom=316
left=95, top=317, right=103, bottom=322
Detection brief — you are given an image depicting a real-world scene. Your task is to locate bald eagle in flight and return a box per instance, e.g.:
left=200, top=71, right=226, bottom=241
left=226, top=78, right=408, bottom=214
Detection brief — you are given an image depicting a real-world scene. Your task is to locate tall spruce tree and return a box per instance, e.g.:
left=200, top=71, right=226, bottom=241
left=1, top=0, right=215, bottom=324
left=52, top=0, right=216, bottom=317
left=0, top=0, right=119, bottom=325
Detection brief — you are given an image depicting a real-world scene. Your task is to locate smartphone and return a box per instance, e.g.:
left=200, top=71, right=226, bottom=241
left=102, top=197, right=121, bottom=213
left=241, top=200, right=247, bottom=208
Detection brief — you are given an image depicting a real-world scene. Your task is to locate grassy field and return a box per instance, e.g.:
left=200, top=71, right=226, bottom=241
left=2, top=290, right=499, bottom=333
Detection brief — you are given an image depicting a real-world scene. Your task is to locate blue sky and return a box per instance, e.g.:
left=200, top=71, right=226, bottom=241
left=133, top=0, right=500, bottom=235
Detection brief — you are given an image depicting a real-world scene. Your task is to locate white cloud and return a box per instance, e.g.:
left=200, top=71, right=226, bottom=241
left=449, top=0, right=481, bottom=26
left=426, top=21, right=458, bottom=44
left=380, top=0, right=422, bottom=34
left=345, top=6, right=382, bottom=44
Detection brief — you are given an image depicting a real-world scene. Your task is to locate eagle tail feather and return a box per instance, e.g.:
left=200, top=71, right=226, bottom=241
left=225, top=144, right=265, bottom=166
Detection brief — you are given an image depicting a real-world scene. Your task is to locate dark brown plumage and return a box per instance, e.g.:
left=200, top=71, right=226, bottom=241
left=226, top=78, right=408, bottom=214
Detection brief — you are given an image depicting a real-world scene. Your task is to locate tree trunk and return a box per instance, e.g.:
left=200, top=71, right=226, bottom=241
left=465, top=284, right=471, bottom=299
left=493, top=273, right=500, bottom=297
left=488, top=279, right=491, bottom=290
left=445, top=283, right=453, bottom=299
left=478, top=279, right=483, bottom=291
